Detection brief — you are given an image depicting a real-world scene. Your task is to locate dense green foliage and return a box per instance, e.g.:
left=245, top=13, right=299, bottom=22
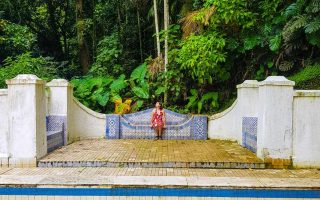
left=289, top=64, right=320, bottom=89
left=0, top=0, right=319, bottom=114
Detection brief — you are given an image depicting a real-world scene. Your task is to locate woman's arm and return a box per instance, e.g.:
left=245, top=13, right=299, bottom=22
left=151, top=109, right=155, bottom=126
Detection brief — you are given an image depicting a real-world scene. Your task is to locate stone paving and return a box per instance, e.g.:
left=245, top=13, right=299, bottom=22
left=38, top=139, right=265, bottom=168
left=0, top=167, right=319, bottom=189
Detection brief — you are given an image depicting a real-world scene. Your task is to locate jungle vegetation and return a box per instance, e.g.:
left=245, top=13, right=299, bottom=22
left=0, top=0, right=319, bottom=114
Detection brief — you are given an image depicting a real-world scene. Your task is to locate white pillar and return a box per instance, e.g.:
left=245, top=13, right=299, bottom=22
left=6, top=75, right=47, bottom=167
left=236, top=80, right=259, bottom=146
left=0, top=89, right=9, bottom=166
left=46, top=79, right=73, bottom=144
left=257, top=76, right=295, bottom=168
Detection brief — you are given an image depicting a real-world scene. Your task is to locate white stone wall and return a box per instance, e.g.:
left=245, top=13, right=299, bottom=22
left=208, top=80, right=259, bottom=143
left=257, top=77, right=295, bottom=160
left=293, top=90, right=320, bottom=168
left=0, top=89, right=9, bottom=165
left=70, top=98, right=106, bottom=140
left=208, top=77, right=320, bottom=168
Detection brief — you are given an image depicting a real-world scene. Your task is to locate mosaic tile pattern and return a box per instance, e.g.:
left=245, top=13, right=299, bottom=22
left=242, top=117, right=258, bottom=153
left=106, top=109, right=208, bottom=140
left=46, top=115, right=66, bottom=152
left=106, top=114, right=120, bottom=139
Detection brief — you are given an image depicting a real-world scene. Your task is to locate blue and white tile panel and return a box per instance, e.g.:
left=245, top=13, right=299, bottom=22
left=106, top=109, right=208, bottom=140
left=242, top=117, right=258, bottom=153
left=46, top=115, right=66, bottom=152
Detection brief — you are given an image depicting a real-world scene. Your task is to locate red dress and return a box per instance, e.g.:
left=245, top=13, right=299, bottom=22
left=152, top=110, right=164, bottom=129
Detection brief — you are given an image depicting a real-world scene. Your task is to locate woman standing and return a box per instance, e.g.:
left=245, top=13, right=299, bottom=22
left=151, top=102, right=166, bottom=140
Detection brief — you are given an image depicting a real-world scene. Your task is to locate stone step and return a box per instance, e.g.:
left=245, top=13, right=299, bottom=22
left=37, top=161, right=265, bottom=169
left=38, top=139, right=266, bottom=169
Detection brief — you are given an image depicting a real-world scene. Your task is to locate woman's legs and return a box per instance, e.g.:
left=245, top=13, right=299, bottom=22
left=158, top=128, right=163, bottom=139
left=154, top=128, right=160, bottom=140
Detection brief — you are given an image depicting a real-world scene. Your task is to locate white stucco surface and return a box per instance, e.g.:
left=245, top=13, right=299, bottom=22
left=6, top=75, right=47, bottom=163
left=70, top=98, right=106, bottom=140
left=47, top=79, right=73, bottom=144
left=293, top=90, right=320, bottom=167
left=257, top=76, right=295, bottom=159
left=0, top=89, right=9, bottom=159
left=208, top=80, right=259, bottom=143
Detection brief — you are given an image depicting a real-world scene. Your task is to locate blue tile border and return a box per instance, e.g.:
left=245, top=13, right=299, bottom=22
left=0, top=188, right=319, bottom=198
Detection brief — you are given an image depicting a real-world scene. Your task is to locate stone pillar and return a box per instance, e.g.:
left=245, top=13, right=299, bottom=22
left=6, top=75, right=47, bottom=167
left=0, top=89, right=9, bottom=166
left=257, top=76, right=295, bottom=168
left=46, top=79, right=73, bottom=145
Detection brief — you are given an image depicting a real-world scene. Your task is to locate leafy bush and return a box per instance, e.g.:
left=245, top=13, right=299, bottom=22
left=89, top=33, right=123, bottom=76
left=0, top=20, right=36, bottom=61
left=288, top=64, right=320, bottom=89
left=176, top=32, right=228, bottom=84
left=186, top=89, right=219, bottom=114
left=71, top=63, right=150, bottom=113
left=0, top=52, right=57, bottom=88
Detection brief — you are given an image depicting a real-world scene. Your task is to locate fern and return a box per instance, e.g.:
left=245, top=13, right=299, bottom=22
left=306, top=0, right=320, bottom=13
left=284, top=1, right=303, bottom=18
left=305, top=18, right=320, bottom=33
left=282, top=15, right=308, bottom=42
left=278, top=61, right=294, bottom=71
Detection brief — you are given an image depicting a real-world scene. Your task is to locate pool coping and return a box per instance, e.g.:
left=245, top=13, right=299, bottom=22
left=0, top=175, right=319, bottom=190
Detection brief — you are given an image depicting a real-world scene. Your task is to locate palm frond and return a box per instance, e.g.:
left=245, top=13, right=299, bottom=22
left=278, top=61, right=294, bottom=71
left=282, top=15, right=308, bottom=42
left=305, top=18, right=320, bottom=34
left=179, top=6, right=216, bottom=39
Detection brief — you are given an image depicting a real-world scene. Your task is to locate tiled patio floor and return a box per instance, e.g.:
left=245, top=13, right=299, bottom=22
left=38, top=139, right=265, bottom=168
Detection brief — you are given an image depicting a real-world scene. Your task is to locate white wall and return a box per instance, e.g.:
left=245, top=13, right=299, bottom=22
left=208, top=80, right=259, bottom=143
left=293, top=90, right=320, bottom=168
left=6, top=75, right=47, bottom=167
left=70, top=98, right=106, bottom=140
left=257, top=77, right=295, bottom=159
left=0, top=89, right=9, bottom=164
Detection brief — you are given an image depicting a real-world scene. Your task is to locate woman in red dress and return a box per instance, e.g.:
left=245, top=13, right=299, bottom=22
left=151, top=102, right=166, bottom=140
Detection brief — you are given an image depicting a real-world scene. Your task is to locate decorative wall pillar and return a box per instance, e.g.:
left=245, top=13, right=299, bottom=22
left=237, top=80, right=259, bottom=146
left=46, top=79, right=73, bottom=145
left=0, top=89, right=9, bottom=166
left=257, top=76, right=295, bottom=168
left=6, top=75, right=47, bottom=167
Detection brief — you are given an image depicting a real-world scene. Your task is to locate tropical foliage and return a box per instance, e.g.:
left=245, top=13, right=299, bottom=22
left=0, top=0, right=319, bottom=114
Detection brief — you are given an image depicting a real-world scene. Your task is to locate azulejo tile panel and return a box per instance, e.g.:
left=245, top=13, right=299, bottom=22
left=106, top=109, right=208, bottom=140
left=242, top=117, right=258, bottom=153
left=46, top=115, right=66, bottom=152
left=106, top=114, right=120, bottom=139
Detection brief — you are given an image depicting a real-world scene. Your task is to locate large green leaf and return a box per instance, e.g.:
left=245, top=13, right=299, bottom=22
left=130, top=63, right=147, bottom=82
left=132, top=86, right=149, bottom=99
left=155, top=86, right=166, bottom=96
left=110, top=74, right=127, bottom=92
left=96, top=92, right=110, bottom=106
left=269, top=34, right=281, bottom=52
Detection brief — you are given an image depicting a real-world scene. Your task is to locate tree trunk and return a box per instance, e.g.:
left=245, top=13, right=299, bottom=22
left=137, top=9, right=143, bottom=62
left=153, top=0, right=161, bottom=58
left=76, top=0, right=90, bottom=74
left=163, top=0, right=169, bottom=105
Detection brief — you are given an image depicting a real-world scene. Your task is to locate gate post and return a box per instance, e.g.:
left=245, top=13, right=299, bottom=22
left=257, top=76, right=295, bottom=168
left=6, top=75, right=47, bottom=167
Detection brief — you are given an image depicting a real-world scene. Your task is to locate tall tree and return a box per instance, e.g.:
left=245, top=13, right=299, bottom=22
left=153, top=0, right=161, bottom=58
left=76, top=0, right=90, bottom=74
left=163, top=0, right=169, bottom=105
